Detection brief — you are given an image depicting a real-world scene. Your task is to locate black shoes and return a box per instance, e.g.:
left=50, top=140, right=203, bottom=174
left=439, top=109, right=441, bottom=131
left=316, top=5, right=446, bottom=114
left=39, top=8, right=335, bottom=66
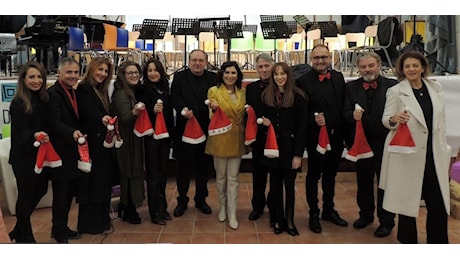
left=309, top=214, right=322, bottom=233
left=51, top=228, right=81, bottom=240
left=174, top=203, right=188, bottom=217
left=248, top=210, right=263, bottom=221
left=55, top=238, right=69, bottom=244
left=163, top=211, right=172, bottom=221
left=353, top=217, right=374, bottom=229
left=321, top=210, right=348, bottom=227
left=273, top=223, right=284, bottom=234
left=286, top=226, right=299, bottom=236
left=195, top=202, right=212, bottom=214
left=374, top=225, right=393, bottom=238
left=151, top=216, right=166, bottom=225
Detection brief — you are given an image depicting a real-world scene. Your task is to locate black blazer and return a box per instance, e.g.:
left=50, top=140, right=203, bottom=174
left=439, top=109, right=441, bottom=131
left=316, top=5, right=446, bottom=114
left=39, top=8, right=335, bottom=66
left=296, top=69, right=346, bottom=148
left=48, top=81, right=84, bottom=181
left=260, top=93, right=308, bottom=170
left=245, top=80, right=268, bottom=157
left=342, top=76, right=398, bottom=146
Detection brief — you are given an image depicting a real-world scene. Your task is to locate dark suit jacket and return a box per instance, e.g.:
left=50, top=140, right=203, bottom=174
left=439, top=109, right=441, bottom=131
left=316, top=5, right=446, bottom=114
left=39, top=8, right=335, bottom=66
left=342, top=76, right=398, bottom=147
left=245, top=80, right=267, bottom=159
left=170, top=69, right=217, bottom=157
left=47, top=81, right=84, bottom=181
left=296, top=69, right=346, bottom=149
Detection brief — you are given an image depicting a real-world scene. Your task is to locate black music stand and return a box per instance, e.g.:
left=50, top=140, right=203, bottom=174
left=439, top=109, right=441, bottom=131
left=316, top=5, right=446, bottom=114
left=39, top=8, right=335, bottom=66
left=260, top=15, right=284, bottom=22
left=199, top=20, right=218, bottom=70
left=216, top=21, right=243, bottom=62
left=139, top=19, right=168, bottom=55
left=132, top=24, right=143, bottom=32
left=293, top=15, right=312, bottom=62
left=260, top=21, right=290, bottom=60
left=242, top=24, right=258, bottom=69
left=309, top=21, right=339, bottom=38
left=171, top=18, right=200, bottom=71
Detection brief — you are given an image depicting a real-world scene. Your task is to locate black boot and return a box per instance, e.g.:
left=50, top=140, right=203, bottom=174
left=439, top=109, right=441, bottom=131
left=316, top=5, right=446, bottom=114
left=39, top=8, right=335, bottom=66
left=124, top=203, right=141, bottom=224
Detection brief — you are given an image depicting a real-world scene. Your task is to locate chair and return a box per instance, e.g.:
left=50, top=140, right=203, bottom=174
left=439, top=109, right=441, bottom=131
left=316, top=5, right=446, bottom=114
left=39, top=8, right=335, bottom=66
left=67, top=27, right=93, bottom=75
left=339, top=32, right=365, bottom=75
left=287, top=32, right=306, bottom=65
left=102, top=23, right=130, bottom=72
left=230, top=31, right=255, bottom=69
left=324, top=35, right=343, bottom=70
left=254, top=31, right=275, bottom=60
left=1, top=124, right=10, bottom=139
left=305, top=29, right=322, bottom=64
left=361, top=22, right=395, bottom=73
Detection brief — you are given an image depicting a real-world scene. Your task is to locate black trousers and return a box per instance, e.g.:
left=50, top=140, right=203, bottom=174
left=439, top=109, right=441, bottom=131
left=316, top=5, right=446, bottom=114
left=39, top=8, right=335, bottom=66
left=51, top=178, right=78, bottom=239
left=145, top=138, right=170, bottom=219
left=175, top=142, right=212, bottom=204
left=12, top=165, right=49, bottom=241
left=355, top=140, right=395, bottom=226
left=269, top=167, right=297, bottom=228
left=397, top=152, right=448, bottom=244
left=305, top=133, right=343, bottom=215
left=250, top=142, right=270, bottom=213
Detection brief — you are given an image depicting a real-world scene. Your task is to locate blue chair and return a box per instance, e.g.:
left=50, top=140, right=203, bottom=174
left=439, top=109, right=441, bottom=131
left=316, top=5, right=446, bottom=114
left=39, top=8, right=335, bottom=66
left=116, top=28, right=129, bottom=48
left=68, top=27, right=85, bottom=51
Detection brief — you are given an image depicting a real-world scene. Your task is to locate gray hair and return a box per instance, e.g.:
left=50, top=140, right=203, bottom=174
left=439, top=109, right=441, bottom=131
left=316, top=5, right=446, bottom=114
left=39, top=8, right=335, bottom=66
left=255, top=53, right=274, bottom=64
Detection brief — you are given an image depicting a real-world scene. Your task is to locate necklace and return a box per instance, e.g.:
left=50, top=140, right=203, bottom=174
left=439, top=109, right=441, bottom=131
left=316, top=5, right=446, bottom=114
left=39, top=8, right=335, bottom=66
left=413, top=87, right=424, bottom=97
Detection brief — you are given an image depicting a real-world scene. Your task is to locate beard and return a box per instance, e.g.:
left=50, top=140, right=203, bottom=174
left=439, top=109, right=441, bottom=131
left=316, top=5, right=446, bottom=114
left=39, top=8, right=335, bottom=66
left=362, top=73, right=378, bottom=82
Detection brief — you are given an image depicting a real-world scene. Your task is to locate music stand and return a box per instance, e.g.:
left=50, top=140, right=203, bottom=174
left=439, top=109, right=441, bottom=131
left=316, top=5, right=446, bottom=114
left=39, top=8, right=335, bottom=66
left=132, top=24, right=143, bottom=32
left=293, top=15, right=313, bottom=62
left=242, top=24, right=258, bottom=69
left=309, top=21, right=339, bottom=38
left=216, top=21, right=243, bottom=62
left=139, top=19, right=168, bottom=54
left=171, top=18, right=200, bottom=71
left=260, top=15, right=283, bottom=22
left=260, top=21, right=290, bottom=61
left=199, top=20, right=218, bottom=70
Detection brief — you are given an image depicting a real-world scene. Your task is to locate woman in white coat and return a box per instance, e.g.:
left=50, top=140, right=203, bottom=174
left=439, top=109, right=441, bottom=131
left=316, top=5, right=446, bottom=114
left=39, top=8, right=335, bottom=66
left=380, top=51, right=451, bottom=244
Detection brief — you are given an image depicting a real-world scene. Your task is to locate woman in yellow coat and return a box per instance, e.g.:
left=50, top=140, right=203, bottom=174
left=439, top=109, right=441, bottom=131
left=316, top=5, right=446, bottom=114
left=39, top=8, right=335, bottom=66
left=205, top=61, right=246, bottom=230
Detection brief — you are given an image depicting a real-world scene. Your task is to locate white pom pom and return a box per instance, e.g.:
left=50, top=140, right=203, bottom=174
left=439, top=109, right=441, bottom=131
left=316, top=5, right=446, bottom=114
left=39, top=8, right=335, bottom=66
left=107, top=124, right=114, bottom=131
left=404, top=107, right=410, bottom=112
left=314, top=112, right=319, bottom=116
left=181, top=109, right=187, bottom=116
left=157, top=99, right=163, bottom=104
left=135, top=102, right=145, bottom=110
left=256, top=118, right=263, bottom=125
left=78, top=137, right=86, bottom=144
left=355, top=103, right=363, bottom=110
left=34, top=140, right=41, bottom=147
left=204, top=99, right=210, bottom=105
left=244, top=104, right=249, bottom=108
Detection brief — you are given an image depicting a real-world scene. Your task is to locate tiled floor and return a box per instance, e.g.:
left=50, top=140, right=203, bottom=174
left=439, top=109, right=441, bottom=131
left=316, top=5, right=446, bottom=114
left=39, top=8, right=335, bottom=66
left=1, top=172, right=460, bottom=244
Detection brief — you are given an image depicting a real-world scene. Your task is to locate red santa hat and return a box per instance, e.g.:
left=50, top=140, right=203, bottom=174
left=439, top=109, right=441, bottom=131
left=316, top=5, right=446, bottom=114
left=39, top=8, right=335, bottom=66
left=205, top=99, right=232, bottom=136
left=77, top=136, right=92, bottom=173
left=181, top=108, right=206, bottom=144
left=264, top=122, right=279, bottom=158
left=133, top=102, right=154, bottom=137
left=154, top=99, right=170, bottom=140
left=315, top=113, right=331, bottom=154
left=104, top=116, right=123, bottom=148
left=388, top=107, right=416, bottom=154
left=244, top=104, right=261, bottom=145
left=34, top=133, right=62, bottom=174
left=345, top=104, right=374, bottom=162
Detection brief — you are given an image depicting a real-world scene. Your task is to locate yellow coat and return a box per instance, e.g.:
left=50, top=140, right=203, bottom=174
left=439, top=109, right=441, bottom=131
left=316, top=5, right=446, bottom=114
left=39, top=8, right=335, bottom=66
left=205, top=85, right=246, bottom=157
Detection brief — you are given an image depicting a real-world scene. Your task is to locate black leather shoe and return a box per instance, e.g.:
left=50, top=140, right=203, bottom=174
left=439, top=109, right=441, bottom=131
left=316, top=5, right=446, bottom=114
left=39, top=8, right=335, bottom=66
left=195, top=202, right=212, bottom=214
left=322, top=210, right=348, bottom=227
left=309, top=214, right=322, bottom=233
left=163, top=211, right=172, bottom=221
left=51, top=228, right=81, bottom=240
left=273, top=223, right=283, bottom=234
left=248, top=210, right=263, bottom=221
left=151, top=216, right=166, bottom=226
left=353, top=217, right=373, bottom=229
left=374, top=225, right=393, bottom=238
left=174, top=203, right=188, bottom=217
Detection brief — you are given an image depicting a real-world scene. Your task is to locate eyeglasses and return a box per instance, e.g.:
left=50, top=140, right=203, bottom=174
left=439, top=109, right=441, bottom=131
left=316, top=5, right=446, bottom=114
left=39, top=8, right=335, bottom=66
left=126, top=71, right=140, bottom=76
left=312, top=56, right=330, bottom=61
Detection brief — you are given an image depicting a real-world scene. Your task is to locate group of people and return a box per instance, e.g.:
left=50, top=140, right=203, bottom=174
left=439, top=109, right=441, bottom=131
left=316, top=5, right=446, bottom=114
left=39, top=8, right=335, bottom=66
left=6, top=45, right=451, bottom=244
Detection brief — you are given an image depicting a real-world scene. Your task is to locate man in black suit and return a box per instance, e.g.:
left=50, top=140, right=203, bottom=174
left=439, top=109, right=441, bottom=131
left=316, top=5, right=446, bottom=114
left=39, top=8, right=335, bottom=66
left=47, top=57, right=84, bottom=243
left=342, top=52, right=396, bottom=237
left=245, top=53, right=274, bottom=221
left=296, top=44, right=348, bottom=233
left=171, top=49, right=217, bottom=217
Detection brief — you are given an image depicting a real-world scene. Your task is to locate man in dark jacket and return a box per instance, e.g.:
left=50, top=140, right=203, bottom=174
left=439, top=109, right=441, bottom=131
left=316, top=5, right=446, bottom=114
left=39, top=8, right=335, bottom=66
left=296, top=44, right=348, bottom=234
left=343, top=52, right=396, bottom=238
left=47, top=57, right=84, bottom=243
left=171, top=50, right=217, bottom=217
left=245, top=53, right=273, bottom=221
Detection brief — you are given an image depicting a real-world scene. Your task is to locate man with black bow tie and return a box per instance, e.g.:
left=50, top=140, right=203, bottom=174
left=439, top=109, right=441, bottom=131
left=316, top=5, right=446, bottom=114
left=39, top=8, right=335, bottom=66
left=343, top=52, right=397, bottom=237
left=296, top=44, right=348, bottom=233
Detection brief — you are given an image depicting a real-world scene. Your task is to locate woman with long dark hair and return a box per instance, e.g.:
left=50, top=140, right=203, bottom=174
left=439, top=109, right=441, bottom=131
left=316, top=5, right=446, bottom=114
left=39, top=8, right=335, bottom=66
left=8, top=61, right=53, bottom=243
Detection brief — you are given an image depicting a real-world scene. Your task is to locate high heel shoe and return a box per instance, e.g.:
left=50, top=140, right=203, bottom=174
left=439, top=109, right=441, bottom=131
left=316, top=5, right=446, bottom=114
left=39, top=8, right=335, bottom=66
left=273, top=223, right=283, bottom=235
left=8, top=230, right=17, bottom=242
left=286, top=226, right=299, bottom=236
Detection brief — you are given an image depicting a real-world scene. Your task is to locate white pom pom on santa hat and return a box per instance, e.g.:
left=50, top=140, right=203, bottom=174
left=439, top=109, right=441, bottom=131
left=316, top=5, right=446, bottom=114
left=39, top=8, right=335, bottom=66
left=157, top=99, right=163, bottom=104
left=78, top=137, right=86, bottom=144
left=256, top=118, right=263, bottom=125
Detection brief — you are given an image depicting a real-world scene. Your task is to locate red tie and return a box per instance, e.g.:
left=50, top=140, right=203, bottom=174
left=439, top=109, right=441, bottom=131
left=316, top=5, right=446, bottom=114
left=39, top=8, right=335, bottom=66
left=318, top=72, right=331, bottom=82
left=363, top=81, right=378, bottom=90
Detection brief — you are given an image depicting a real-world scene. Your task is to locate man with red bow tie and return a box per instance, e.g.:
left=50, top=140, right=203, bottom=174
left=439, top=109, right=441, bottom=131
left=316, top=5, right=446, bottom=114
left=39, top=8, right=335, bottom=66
left=343, top=52, right=398, bottom=238
left=296, top=44, right=348, bottom=233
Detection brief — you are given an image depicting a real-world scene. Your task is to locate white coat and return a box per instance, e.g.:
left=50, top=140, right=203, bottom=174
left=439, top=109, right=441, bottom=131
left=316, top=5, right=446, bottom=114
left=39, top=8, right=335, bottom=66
left=379, top=78, right=451, bottom=217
